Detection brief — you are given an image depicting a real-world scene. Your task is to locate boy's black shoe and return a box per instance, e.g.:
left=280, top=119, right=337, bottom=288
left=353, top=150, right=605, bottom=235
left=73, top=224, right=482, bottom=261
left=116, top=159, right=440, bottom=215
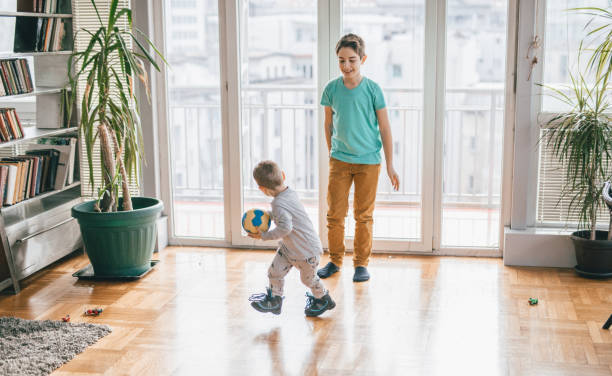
left=353, top=266, right=370, bottom=282
left=249, top=288, right=282, bottom=315
left=317, top=262, right=339, bottom=279
left=304, top=292, right=336, bottom=317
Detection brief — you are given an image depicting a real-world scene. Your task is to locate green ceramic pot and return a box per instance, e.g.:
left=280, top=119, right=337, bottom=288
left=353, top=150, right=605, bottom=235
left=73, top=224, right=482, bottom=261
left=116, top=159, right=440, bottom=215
left=72, top=197, right=163, bottom=276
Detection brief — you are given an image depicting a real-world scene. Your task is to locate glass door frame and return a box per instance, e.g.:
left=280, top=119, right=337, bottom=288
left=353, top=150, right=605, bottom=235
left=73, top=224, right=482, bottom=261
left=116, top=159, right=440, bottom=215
left=226, top=0, right=437, bottom=251
left=317, top=0, right=438, bottom=252
left=155, top=0, right=516, bottom=254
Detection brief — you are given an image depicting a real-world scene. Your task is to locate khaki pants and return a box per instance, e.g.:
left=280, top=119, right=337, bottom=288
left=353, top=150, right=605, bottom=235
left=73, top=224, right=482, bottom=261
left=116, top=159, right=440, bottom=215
left=327, top=158, right=380, bottom=268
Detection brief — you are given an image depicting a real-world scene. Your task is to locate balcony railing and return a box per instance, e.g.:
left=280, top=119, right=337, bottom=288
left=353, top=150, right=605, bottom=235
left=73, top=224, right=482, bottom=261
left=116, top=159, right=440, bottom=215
left=168, top=85, right=504, bottom=209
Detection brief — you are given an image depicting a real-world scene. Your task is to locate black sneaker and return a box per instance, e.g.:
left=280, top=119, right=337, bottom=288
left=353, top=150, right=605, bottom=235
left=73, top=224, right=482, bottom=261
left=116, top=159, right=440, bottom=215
left=317, top=262, right=339, bottom=279
left=353, top=266, right=370, bottom=282
left=304, top=292, right=336, bottom=317
left=249, top=288, right=282, bottom=315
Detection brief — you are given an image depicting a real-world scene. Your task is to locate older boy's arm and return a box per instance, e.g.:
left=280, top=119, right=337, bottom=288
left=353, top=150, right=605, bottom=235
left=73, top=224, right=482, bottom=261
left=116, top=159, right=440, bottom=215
left=377, top=108, right=400, bottom=191
left=260, top=207, right=292, bottom=240
left=324, top=106, right=333, bottom=154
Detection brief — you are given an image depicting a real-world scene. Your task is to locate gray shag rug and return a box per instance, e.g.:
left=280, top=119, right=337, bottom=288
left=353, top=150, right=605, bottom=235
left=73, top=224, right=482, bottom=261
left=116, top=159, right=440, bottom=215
left=0, top=316, right=112, bottom=376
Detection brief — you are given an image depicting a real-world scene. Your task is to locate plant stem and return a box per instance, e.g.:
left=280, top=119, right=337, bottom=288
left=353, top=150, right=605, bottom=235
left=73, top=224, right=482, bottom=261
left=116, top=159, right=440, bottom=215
left=98, top=122, right=116, bottom=212
left=110, top=130, right=133, bottom=211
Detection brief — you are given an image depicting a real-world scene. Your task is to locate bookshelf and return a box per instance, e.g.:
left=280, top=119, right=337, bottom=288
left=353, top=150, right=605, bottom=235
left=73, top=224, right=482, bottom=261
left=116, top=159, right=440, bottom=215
left=0, top=0, right=81, bottom=294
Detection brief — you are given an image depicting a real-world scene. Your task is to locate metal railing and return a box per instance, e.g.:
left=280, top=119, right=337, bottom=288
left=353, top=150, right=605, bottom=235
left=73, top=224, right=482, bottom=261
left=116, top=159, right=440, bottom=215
left=168, top=85, right=504, bottom=208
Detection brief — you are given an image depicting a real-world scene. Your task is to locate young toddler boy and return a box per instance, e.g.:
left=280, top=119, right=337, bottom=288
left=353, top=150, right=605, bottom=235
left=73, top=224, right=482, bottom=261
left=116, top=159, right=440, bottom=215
left=248, top=160, right=335, bottom=317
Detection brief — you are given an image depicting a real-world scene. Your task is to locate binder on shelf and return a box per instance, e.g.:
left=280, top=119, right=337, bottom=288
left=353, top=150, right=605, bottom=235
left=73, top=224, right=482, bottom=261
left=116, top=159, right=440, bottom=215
left=13, top=17, right=38, bottom=53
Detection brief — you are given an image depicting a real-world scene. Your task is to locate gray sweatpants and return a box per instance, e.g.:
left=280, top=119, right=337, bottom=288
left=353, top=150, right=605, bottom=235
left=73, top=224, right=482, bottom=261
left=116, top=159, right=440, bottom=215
left=268, top=247, right=326, bottom=299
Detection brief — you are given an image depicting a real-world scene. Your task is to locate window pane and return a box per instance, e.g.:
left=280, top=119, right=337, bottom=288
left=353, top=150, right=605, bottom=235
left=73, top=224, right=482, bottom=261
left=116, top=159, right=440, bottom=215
left=164, top=0, right=224, bottom=238
left=537, top=0, right=610, bottom=225
left=239, top=1, right=319, bottom=233
left=442, top=0, right=508, bottom=247
left=542, top=0, right=610, bottom=112
left=343, top=0, right=425, bottom=240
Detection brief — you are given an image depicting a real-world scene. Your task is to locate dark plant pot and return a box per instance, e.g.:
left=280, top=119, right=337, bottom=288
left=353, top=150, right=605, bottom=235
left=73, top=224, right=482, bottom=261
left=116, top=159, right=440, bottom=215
left=71, top=197, right=163, bottom=277
left=571, top=230, right=612, bottom=277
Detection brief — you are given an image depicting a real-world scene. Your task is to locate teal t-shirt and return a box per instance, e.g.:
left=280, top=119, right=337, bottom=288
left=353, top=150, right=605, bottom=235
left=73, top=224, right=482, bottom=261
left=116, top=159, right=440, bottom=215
left=320, top=76, right=386, bottom=164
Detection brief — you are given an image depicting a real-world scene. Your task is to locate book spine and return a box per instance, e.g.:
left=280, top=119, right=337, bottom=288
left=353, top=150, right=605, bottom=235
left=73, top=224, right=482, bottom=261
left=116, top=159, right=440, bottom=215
left=12, top=109, right=24, bottom=139
left=0, top=166, right=8, bottom=208
left=0, top=110, right=9, bottom=142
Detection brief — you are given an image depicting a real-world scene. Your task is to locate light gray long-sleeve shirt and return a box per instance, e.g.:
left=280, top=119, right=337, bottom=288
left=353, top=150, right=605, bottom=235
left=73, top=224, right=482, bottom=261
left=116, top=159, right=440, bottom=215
left=260, top=187, right=323, bottom=260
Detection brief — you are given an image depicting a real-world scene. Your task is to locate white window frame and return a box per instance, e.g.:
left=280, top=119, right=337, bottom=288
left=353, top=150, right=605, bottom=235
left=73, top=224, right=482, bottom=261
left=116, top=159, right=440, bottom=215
left=510, top=0, right=545, bottom=231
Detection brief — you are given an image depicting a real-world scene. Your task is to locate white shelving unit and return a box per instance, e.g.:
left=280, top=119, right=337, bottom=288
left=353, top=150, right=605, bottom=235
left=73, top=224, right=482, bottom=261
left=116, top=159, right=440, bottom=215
left=0, top=0, right=81, bottom=293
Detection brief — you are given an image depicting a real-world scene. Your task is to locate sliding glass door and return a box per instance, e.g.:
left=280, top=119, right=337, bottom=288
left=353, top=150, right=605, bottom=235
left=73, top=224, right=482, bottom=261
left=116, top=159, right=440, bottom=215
left=441, top=0, right=507, bottom=248
left=234, top=0, right=319, bottom=246
left=162, top=0, right=510, bottom=252
left=163, top=0, right=224, bottom=239
left=342, top=0, right=430, bottom=251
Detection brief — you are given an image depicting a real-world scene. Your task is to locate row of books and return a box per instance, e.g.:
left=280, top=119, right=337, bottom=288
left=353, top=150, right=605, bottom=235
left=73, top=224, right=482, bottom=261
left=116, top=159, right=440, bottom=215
left=0, top=109, right=25, bottom=143
left=0, top=135, right=77, bottom=207
left=0, top=59, right=33, bottom=97
left=14, top=0, right=71, bottom=14
left=35, top=136, right=77, bottom=187
left=32, top=0, right=65, bottom=14
left=14, top=17, right=68, bottom=53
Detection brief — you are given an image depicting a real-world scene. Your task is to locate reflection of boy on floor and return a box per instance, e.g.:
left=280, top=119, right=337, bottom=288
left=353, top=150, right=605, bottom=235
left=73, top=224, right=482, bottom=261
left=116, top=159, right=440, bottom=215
left=248, top=160, right=336, bottom=317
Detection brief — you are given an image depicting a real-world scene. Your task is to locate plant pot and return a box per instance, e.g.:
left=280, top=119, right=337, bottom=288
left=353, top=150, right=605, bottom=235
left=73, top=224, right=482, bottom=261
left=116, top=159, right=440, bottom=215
left=71, top=197, right=163, bottom=277
left=571, top=230, right=612, bottom=277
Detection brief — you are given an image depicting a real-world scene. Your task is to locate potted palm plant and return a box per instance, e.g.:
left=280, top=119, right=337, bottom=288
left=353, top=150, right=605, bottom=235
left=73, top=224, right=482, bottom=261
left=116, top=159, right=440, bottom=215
left=68, top=0, right=166, bottom=277
left=541, top=69, right=612, bottom=277
left=541, top=6, right=612, bottom=277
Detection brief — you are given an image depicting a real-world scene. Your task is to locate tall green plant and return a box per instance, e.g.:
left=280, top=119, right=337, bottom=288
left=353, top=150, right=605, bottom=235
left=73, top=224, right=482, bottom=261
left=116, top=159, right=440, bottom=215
left=67, top=0, right=165, bottom=212
left=541, top=71, right=612, bottom=240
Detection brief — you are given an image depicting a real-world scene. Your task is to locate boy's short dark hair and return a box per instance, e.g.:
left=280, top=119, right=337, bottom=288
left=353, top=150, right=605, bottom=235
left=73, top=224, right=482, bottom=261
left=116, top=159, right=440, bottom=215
left=253, top=160, right=283, bottom=190
left=335, top=33, right=365, bottom=58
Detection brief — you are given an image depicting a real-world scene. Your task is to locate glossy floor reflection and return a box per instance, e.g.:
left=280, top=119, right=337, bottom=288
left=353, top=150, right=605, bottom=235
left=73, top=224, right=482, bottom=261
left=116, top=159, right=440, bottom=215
left=0, top=247, right=610, bottom=375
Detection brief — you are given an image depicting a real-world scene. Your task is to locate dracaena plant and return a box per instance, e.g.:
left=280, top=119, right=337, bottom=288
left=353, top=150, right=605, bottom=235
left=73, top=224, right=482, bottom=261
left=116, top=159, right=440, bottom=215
left=67, top=0, right=165, bottom=212
left=541, top=70, right=612, bottom=240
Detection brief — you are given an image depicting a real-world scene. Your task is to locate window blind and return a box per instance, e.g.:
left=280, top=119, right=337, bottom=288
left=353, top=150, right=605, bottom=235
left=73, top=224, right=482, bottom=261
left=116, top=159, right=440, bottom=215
left=536, top=128, right=611, bottom=226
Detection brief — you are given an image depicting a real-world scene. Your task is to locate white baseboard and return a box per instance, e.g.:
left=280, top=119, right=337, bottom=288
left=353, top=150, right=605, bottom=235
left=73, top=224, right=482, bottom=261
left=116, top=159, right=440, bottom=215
left=503, top=226, right=576, bottom=267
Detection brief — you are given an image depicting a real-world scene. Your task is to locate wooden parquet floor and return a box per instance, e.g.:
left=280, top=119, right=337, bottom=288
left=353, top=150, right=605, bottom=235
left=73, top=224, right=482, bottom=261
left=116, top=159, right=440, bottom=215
left=0, top=246, right=611, bottom=375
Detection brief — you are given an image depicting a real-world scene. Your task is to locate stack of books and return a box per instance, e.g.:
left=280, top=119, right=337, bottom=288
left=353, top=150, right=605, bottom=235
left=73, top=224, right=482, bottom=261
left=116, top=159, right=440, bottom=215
left=0, top=59, right=34, bottom=96
left=0, top=135, right=78, bottom=207
left=0, top=109, right=25, bottom=142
